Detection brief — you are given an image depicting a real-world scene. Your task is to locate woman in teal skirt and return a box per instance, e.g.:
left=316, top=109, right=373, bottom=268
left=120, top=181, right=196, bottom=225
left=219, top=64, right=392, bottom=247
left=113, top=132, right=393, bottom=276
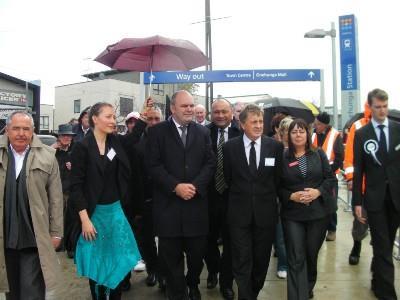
left=70, top=102, right=143, bottom=299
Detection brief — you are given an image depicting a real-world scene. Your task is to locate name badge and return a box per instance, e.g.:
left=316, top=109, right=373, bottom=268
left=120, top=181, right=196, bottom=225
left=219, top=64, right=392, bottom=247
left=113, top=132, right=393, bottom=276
left=107, top=148, right=116, bottom=161
left=289, top=161, right=299, bottom=167
left=265, top=158, right=275, bottom=166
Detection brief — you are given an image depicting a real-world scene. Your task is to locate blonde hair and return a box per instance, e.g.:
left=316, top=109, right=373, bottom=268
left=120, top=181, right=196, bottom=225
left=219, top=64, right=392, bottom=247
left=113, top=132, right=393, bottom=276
left=278, top=116, right=293, bottom=139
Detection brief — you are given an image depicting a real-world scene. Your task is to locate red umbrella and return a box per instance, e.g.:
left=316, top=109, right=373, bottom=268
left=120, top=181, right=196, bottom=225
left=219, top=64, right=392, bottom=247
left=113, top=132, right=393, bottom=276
left=95, top=35, right=208, bottom=72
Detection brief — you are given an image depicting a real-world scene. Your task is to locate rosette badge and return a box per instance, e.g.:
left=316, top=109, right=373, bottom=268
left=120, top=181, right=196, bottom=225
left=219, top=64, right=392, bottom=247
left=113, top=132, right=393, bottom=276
left=364, top=139, right=381, bottom=166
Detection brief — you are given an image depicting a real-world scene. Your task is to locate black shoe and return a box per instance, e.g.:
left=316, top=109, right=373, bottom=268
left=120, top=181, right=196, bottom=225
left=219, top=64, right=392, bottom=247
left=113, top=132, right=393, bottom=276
left=220, top=287, right=234, bottom=300
left=206, top=273, right=218, bottom=289
left=188, top=286, right=201, bottom=300
left=145, top=272, right=157, bottom=287
left=67, top=250, right=74, bottom=259
left=309, top=290, right=314, bottom=299
left=349, top=255, right=359, bottom=265
left=120, top=280, right=131, bottom=292
left=349, top=240, right=361, bottom=265
left=158, top=277, right=166, bottom=292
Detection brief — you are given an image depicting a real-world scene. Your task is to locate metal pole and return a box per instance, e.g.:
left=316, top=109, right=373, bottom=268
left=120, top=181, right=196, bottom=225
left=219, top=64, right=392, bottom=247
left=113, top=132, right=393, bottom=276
left=331, top=22, right=338, bottom=128
left=319, top=69, right=325, bottom=111
left=205, top=0, right=213, bottom=113
left=25, top=80, right=29, bottom=112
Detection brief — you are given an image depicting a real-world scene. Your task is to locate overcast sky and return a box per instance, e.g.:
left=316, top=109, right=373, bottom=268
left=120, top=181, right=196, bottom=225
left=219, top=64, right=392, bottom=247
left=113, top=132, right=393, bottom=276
left=1, top=0, right=399, bottom=110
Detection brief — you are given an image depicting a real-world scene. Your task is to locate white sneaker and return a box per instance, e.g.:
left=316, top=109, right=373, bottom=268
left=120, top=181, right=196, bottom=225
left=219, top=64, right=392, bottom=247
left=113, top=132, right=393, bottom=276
left=277, top=270, right=287, bottom=279
left=134, top=260, right=146, bottom=272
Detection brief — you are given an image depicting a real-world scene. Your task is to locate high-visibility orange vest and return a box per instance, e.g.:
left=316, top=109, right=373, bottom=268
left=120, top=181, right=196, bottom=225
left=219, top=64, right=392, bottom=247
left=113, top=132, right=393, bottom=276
left=343, top=118, right=369, bottom=194
left=312, top=127, right=340, bottom=171
left=343, top=118, right=369, bottom=181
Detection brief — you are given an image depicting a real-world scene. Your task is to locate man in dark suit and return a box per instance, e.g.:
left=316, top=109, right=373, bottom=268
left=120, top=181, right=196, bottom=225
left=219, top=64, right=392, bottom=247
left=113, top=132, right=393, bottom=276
left=204, top=98, right=241, bottom=299
left=353, top=88, right=400, bottom=300
left=223, top=104, right=283, bottom=300
left=147, top=90, right=216, bottom=300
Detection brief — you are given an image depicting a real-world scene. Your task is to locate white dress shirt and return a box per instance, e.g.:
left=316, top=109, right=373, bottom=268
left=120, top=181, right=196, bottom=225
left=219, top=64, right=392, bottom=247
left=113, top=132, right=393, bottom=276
left=9, top=144, right=30, bottom=178
left=217, top=124, right=231, bottom=144
left=371, top=117, right=389, bottom=151
left=172, top=117, right=185, bottom=135
left=243, top=134, right=261, bottom=167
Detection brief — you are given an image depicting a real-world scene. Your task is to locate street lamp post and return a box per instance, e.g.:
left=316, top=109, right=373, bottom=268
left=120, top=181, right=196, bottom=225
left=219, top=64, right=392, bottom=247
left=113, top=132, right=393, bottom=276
left=305, top=22, right=338, bottom=128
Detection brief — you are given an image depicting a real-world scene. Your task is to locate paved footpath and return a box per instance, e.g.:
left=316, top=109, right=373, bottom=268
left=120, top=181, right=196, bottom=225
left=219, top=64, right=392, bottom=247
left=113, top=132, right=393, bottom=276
left=1, top=186, right=399, bottom=299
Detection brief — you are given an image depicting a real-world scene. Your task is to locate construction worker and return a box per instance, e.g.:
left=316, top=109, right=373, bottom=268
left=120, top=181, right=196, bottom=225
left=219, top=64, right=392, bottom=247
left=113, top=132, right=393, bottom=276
left=343, top=102, right=371, bottom=265
left=312, top=112, right=344, bottom=241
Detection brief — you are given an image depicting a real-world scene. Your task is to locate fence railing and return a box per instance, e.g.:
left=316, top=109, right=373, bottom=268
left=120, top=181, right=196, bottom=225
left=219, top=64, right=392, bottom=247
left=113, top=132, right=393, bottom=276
left=337, top=173, right=352, bottom=212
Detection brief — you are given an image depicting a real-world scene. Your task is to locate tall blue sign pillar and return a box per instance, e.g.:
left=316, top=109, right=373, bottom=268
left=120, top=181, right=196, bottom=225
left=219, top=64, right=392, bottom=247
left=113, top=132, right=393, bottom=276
left=339, top=14, right=360, bottom=126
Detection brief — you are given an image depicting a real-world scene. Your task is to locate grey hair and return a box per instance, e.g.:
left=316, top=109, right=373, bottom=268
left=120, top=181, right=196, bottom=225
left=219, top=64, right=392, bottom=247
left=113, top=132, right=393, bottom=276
left=239, top=104, right=263, bottom=124
left=170, top=90, right=192, bottom=106
left=6, top=111, right=35, bottom=128
left=152, top=105, right=164, bottom=120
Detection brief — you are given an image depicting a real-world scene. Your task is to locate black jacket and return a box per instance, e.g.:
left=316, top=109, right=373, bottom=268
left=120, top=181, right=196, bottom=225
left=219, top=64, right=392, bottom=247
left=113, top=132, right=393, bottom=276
left=353, top=120, right=400, bottom=211
left=147, top=119, right=216, bottom=237
left=72, top=124, right=91, bottom=143
left=223, top=135, right=283, bottom=227
left=279, top=148, right=336, bottom=221
left=69, top=131, right=142, bottom=217
left=55, top=145, right=73, bottom=194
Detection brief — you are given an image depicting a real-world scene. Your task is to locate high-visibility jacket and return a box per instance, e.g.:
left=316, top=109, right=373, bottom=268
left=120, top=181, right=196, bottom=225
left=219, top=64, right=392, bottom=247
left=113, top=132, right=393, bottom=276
left=312, top=127, right=340, bottom=171
left=343, top=118, right=369, bottom=181
left=343, top=101, right=372, bottom=183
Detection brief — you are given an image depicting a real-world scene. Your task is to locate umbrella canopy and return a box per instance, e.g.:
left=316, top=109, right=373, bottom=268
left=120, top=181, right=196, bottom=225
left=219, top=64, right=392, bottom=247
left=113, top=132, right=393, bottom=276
left=256, top=97, right=318, bottom=135
left=95, top=35, right=208, bottom=72
left=343, top=109, right=400, bottom=131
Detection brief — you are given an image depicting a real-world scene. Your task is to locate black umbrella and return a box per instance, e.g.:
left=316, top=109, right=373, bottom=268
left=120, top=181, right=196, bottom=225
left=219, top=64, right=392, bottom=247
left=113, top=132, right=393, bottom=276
left=389, top=109, right=400, bottom=122
left=343, top=112, right=364, bottom=130
left=343, top=109, right=400, bottom=131
left=257, top=97, right=318, bottom=135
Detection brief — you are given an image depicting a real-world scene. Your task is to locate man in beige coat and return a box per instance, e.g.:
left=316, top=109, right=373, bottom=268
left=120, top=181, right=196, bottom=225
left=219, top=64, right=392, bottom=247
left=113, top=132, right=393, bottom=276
left=0, top=111, right=64, bottom=299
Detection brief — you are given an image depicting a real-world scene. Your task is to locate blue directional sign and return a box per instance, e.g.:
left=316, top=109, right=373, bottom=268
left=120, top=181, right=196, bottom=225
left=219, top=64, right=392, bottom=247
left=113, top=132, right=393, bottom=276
left=143, top=69, right=321, bottom=84
left=339, top=14, right=360, bottom=127
left=339, top=15, right=359, bottom=90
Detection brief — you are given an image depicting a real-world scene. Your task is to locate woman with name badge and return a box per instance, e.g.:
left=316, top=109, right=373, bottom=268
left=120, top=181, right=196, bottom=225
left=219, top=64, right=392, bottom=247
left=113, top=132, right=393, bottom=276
left=278, top=118, right=336, bottom=300
left=70, top=102, right=142, bottom=300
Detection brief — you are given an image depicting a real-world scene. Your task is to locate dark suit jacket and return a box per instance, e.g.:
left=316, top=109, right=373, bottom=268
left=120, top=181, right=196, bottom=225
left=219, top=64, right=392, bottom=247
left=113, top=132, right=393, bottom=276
left=223, top=135, right=283, bottom=227
left=279, top=148, right=336, bottom=221
left=206, top=121, right=242, bottom=201
left=70, top=131, right=142, bottom=217
left=353, top=120, right=400, bottom=211
left=147, top=119, right=216, bottom=237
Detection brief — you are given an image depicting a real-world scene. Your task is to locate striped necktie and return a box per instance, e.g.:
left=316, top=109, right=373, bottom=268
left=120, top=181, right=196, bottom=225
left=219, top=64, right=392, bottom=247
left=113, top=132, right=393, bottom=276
left=215, top=128, right=227, bottom=194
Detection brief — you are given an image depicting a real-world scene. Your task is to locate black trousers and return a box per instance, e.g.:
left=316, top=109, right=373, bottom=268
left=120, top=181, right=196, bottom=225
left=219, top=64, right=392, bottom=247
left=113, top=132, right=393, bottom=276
left=5, top=247, right=45, bottom=300
left=282, top=217, right=330, bottom=300
left=122, top=200, right=163, bottom=286
left=158, top=236, right=207, bottom=300
left=64, top=199, right=81, bottom=253
left=204, top=192, right=233, bottom=288
left=89, top=279, right=122, bottom=300
left=327, top=181, right=339, bottom=232
left=230, top=221, right=275, bottom=300
left=140, top=200, right=159, bottom=274
left=367, top=190, right=400, bottom=300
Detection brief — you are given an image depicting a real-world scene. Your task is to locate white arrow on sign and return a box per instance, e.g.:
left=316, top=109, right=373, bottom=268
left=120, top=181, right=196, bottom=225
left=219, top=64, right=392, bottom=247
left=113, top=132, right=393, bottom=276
left=308, top=71, right=315, bottom=79
left=149, top=74, right=156, bottom=82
